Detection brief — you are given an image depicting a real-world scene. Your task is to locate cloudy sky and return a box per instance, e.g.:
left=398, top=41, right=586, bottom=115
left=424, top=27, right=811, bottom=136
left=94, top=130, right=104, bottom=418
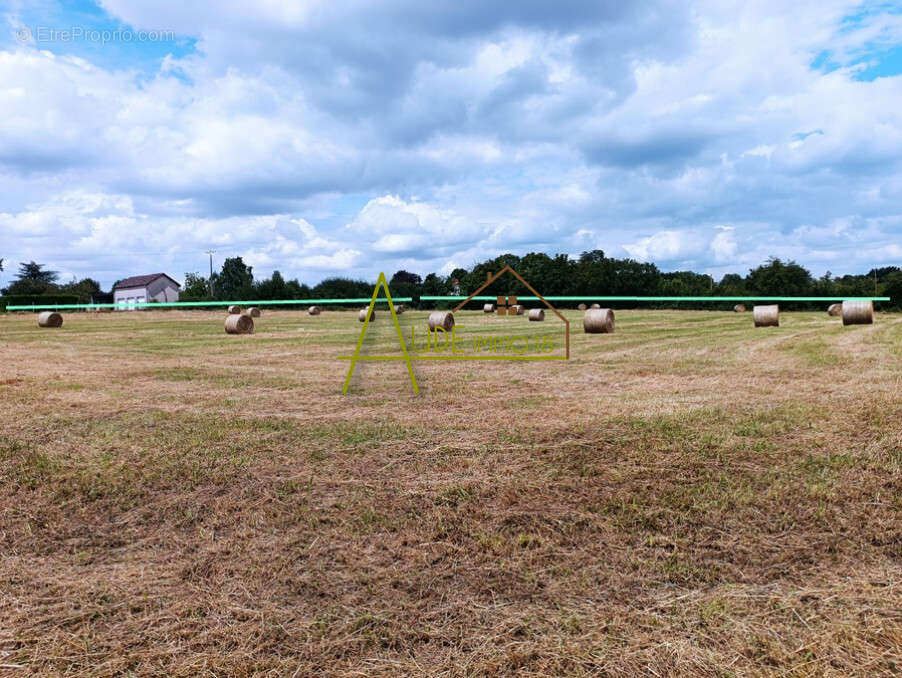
left=1, top=0, right=901, bottom=289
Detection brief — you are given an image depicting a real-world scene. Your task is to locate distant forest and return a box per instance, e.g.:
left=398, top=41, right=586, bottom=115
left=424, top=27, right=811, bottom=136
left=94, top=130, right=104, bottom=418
left=184, top=250, right=901, bottom=310
left=2, top=251, right=901, bottom=310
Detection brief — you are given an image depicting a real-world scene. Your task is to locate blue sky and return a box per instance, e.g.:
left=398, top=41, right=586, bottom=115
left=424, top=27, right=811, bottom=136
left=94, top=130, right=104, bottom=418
left=1, top=0, right=195, bottom=70
left=1, top=0, right=901, bottom=289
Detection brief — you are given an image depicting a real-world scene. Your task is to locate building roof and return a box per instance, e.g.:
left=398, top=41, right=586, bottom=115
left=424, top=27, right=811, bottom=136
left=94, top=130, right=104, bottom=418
left=113, top=273, right=181, bottom=290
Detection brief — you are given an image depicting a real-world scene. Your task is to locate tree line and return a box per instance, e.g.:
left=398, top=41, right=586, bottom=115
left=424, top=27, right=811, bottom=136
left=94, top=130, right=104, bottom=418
left=184, top=251, right=900, bottom=310
left=2, top=252, right=900, bottom=310
left=0, top=261, right=103, bottom=308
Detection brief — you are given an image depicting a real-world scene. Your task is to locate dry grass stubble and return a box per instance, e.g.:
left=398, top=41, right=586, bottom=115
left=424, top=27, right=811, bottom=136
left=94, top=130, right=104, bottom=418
left=1, top=309, right=901, bottom=676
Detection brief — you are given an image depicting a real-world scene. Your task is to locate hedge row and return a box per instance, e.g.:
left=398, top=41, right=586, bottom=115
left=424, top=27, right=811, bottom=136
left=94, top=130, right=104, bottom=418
left=0, top=294, right=80, bottom=312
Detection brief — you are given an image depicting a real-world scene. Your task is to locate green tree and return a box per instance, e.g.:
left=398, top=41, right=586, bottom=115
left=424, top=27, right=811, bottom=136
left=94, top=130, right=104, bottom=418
left=59, top=277, right=102, bottom=303
left=716, top=273, right=748, bottom=296
left=574, top=250, right=664, bottom=300
left=390, top=270, right=421, bottom=286
left=422, top=272, right=446, bottom=296
left=250, top=271, right=310, bottom=304
left=213, top=257, right=254, bottom=300
left=883, top=271, right=902, bottom=310
left=517, top=252, right=559, bottom=295
left=746, top=258, right=813, bottom=296
left=466, top=253, right=522, bottom=302
left=870, top=266, right=901, bottom=283
left=255, top=270, right=288, bottom=299
left=181, top=272, right=212, bottom=301
left=608, top=259, right=661, bottom=296
left=660, top=271, right=713, bottom=297
left=1, top=261, right=59, bottom=295
left=312, top=277, right=372, bottom=300
left=811, top=271, right=837, bottom=299
left=388, top=270, right=422, bottom=301
left=832, top=273, right=875, bottom=298
left=284, top=278, right=311, bottom=299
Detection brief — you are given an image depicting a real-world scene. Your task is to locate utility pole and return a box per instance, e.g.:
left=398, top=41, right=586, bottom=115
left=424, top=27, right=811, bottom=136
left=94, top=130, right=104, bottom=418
left=205, top=250, right=216, bottom=297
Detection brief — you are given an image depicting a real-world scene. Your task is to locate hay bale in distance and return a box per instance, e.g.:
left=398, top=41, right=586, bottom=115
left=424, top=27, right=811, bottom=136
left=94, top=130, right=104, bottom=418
left=308, top=305, right=321, bottom=316
left=842, top=300, right=874, bottom=326
left=577, top=303, right=587, bottom=311
left=753, top=305, right=779, bottom=327
left=590, top=303, right=601, bottom=309
left=37, top=311, right=63, bottom=328
left=225, top=314, right=254, bottom=334
left=395, top=304, right=406, bottom=314
left=733, top=304, right=747, bottom=313
left=827, top=303, right=842, bottom=316
left=510, top=304, right=524, bottom=315
left=427, top=311, right=455, bottom=332
left=245, top=307, right=261, bottom=318
left=359, top=307, right=376, bottom=322
left=583, top=308, right=614, bottom=334
left=483, top=303, right=495, bottom=313
left=227, top=305, right=241, bottom=315
left=528, top=309, right=545, bottom=322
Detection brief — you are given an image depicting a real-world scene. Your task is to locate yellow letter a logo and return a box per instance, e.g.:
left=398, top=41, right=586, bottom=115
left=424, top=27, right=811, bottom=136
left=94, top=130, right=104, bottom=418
left=341, top=272, right=419, bottom=394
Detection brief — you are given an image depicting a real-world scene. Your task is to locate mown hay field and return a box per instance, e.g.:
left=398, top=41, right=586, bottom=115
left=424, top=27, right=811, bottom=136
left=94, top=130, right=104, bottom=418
left=1, top=309, right=901, bottom=676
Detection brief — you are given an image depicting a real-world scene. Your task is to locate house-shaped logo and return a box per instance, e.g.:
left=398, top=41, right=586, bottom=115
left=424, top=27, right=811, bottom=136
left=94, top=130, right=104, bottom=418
left=452, top=265, right=570, bottom=360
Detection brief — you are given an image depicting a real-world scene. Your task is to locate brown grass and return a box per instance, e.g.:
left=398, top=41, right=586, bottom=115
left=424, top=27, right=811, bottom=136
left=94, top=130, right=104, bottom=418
left=1, top=309, right=901, bottom=676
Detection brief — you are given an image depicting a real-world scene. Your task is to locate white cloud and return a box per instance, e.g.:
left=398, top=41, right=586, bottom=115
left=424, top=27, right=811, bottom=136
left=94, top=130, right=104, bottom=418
left=624, top=230, right=701, bottom=262
left=710, top=228, right=738, bottom=262
left=346, top=195, right=483, bottom=254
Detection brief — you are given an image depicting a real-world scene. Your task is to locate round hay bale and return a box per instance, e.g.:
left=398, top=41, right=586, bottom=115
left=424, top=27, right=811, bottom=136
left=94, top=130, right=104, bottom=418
left=37, top=311, right=63, bottom=328
left=528, top=309, right=545, bottom=322
left=842, top=300, right=873, bottom=326
left=510, top=304, right=524, bottom=315
left=577, top=303, right=587, bottom=311
left=483, top=303, right=495, bottom=313
left=307, top=305, right=321, bottom=316
left=827, top=303, right=842, bottom=317
left=395, top=304, right=406, bottom=314
left=583, top=308, right=614, bottom=334
left=359, top=307, right=376, bottom=322
left=245, top=307, right=261, bottom=318
left=427, top=311, right=455, bottom=332
left=733, top=304, right=747, bottom=313
left=227, top=305, right=241, bottom=315
left=590, top=303, right=601, bottom=309
left=753, top=304, right=779, bottom=327
left=225, top=314, right=253, bottom=334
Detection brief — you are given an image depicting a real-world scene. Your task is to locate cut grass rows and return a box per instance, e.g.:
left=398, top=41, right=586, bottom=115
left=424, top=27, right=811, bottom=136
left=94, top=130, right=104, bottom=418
left=1, top=310, right=901, bottom=676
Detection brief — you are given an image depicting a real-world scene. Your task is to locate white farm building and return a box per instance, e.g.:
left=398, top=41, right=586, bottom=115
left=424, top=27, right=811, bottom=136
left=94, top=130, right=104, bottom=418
left=112, top=273, right=181, bottom=309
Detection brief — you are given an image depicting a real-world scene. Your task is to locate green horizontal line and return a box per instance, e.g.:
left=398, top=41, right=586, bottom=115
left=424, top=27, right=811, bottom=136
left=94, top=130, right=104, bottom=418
left=422, top=296, right=890, bottom=302
left=6, top=298, right=414, bottom=311
left=6, top=294, right=889, bottom=311
left=338, top=355, right=567, bottom=361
